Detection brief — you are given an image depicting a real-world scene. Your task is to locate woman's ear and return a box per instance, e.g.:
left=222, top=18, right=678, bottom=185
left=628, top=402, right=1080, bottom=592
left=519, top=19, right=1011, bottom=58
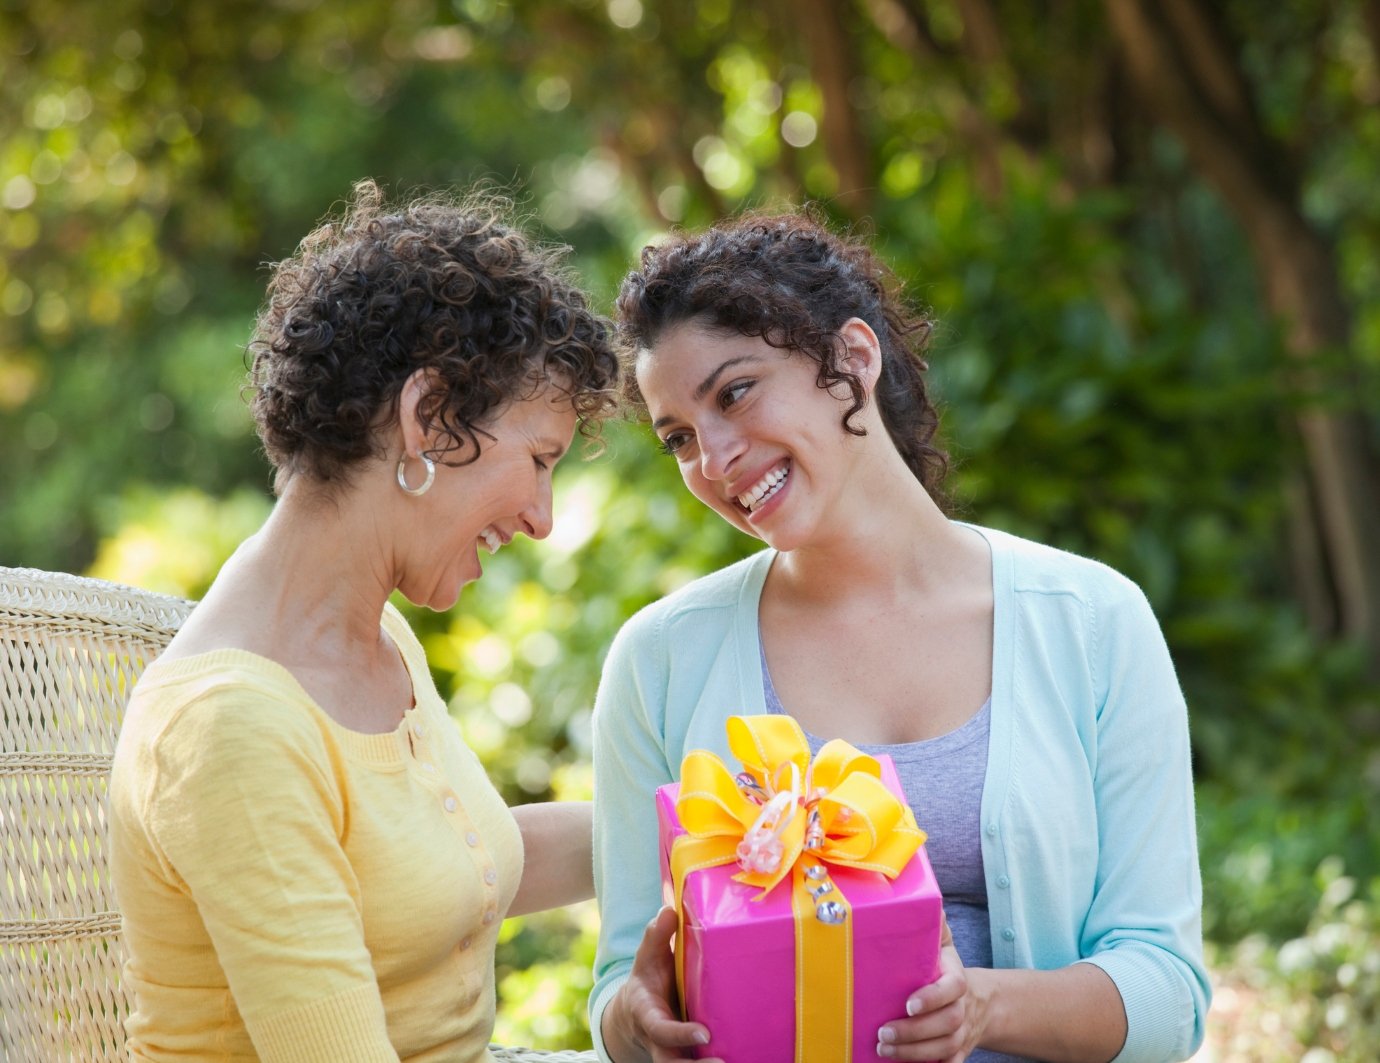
left=397, top=367, right=444, bottom=457
left=838, top=317, right=883, bottom=394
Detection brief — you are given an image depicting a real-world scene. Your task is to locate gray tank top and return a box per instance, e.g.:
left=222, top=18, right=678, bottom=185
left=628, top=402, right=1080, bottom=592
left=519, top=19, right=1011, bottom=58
left=761, top=647, right=1030, bottom=1063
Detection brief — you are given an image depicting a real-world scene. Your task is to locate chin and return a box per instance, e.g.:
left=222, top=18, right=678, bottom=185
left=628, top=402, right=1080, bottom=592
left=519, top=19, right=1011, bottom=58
left=401, top=571, right=473, bottom=613
left=715, top=505, right=760, bottom=541
left=441, top=573, right=478, bottom=609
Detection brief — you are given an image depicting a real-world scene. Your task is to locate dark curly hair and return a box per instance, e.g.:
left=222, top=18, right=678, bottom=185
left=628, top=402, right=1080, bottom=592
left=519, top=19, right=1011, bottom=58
left=249, top=180, right=619, bottom=491
left=616, top=209, right=948, bottom=506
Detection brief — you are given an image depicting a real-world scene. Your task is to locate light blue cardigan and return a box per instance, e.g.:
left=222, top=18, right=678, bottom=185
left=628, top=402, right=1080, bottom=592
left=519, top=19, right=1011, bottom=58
left=590, top=525, right=1211, bottom=1062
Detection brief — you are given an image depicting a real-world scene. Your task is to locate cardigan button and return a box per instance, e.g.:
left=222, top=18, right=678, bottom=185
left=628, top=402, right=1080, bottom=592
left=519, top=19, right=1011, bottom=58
left=466, top=831, right=480, bottom=847
left=1002, top=927, right=1016, bottom=941
left=444, top=796, right=458, bottom=813
left=985, top=823, right=998, bottom=837
left=483, top=868, right=498, bottom=885
left=997, top=875, right=1010, bottom=889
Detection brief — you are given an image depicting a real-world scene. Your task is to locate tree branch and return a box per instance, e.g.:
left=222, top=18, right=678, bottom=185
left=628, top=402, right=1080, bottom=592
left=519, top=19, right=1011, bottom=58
left=1159, top=0, right=1257, bottom=130
left=1365, top=0, right=1380, bottom=72
left=1105, top=0, right=1380, bottom=660
left=1103, top=0, right=1299, bottom=238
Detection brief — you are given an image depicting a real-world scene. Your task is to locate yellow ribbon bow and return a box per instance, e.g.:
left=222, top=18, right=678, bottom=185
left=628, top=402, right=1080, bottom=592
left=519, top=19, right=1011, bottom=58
left=669, top=715, right=927, bottom=1063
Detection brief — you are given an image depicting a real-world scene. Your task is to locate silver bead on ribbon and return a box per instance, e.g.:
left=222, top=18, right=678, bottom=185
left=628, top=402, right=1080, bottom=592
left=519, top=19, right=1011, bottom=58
left=808, top=881, right=834, bottom=900
left=734, top=772, right=768, bottom=803
left=815, top=900, right=847, bottom=925
left=804, top=864, right=828, bottom=880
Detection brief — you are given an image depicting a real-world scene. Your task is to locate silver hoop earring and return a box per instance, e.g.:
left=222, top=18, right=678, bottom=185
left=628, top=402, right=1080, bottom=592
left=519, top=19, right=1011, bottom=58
left=396, top=453, right=435, bottom=497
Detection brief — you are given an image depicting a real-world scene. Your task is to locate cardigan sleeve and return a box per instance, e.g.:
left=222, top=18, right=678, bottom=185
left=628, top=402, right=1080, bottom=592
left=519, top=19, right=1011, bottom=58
left=588, top=610, right=678, bottom=1063
left=142, top=686, right=400, bottom=1063
left=1079, top=577, right=1212, bottom=1062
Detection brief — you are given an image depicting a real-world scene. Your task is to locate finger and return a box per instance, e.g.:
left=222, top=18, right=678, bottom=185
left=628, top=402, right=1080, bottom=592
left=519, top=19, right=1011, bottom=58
left=875, top=1023, right=965, bottom=1061
left=877, top=989, right=967, bottom=1060
left=905, top=973, right=964, bottom=1018
left=634, top=905, right=680, bottom=963
left=641, top=1010, right=711, bottom=1051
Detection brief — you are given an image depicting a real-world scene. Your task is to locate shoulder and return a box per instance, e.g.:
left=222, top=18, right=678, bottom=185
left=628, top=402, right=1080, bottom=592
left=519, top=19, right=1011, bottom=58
left=610, top=549, right=771, bottom=656
left=123, top=655, right=331, bottom=781
left=974, top=523, right=1150, bottom=615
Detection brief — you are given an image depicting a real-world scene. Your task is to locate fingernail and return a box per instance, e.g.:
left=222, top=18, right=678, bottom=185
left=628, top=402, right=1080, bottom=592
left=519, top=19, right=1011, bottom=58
left=694, top=1029, right=710, bottom=1045
left=877, top=1026, right=896, bottom=1044
left=905, top=997, right=922, bottom=1017
left=876, top=1044, right=894, bottom=1059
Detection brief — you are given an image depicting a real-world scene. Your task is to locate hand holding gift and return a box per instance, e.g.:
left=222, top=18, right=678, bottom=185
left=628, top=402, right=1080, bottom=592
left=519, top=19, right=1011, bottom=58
left=655, top=714, right=945, bottom=1063
left=602, top=905, right=722, bottom=1063
left=876, top=914, right=975, bottom=1062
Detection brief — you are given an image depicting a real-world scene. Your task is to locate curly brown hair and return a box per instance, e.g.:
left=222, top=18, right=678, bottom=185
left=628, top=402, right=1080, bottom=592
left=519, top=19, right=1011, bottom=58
left=615, top=209, right=948, bottom=505
left=249, top=180, right=619, bottom=491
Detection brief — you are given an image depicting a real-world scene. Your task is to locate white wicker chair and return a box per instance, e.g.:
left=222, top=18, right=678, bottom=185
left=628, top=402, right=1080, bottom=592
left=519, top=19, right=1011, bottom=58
left=0, top=566, right=595, bottom=1062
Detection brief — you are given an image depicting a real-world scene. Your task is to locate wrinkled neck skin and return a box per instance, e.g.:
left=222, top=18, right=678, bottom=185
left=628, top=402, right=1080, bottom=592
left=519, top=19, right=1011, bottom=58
left=198, top=452, right=417, bottom=672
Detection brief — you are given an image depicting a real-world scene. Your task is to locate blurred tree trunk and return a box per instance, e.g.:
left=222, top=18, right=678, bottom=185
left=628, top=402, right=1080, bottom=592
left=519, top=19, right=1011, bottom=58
left=1105, top=0, right=1380, bottom=662
left=797, top=0, right=874, bottom=215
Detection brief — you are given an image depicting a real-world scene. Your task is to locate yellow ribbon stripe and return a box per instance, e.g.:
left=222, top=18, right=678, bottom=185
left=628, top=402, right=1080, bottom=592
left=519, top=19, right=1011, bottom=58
left=793, top=859, right=852, bottom=1062
left=669, top=715, right=927, bottom=1063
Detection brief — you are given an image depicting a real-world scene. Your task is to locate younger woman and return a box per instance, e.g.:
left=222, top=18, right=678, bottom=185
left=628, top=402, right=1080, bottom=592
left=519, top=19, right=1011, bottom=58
left=589, top=212, right=1210, bottom=1063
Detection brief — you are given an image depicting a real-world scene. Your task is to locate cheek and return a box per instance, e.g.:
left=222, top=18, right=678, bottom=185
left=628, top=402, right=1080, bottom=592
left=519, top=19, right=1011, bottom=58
left=681, top=467, right=719, bottom=508
left=683, top=467, right=742, bottom=520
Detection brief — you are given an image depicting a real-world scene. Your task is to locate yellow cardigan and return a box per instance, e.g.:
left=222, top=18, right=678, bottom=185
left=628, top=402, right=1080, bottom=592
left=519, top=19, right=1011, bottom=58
left=110, top=604, right=522, bottom=1062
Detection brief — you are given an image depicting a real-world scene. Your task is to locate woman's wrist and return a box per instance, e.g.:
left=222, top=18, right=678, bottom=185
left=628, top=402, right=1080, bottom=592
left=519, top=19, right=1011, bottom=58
left=599, top=985, right=640, bottom=1063
left=965, top=966, right=999, bottom=1051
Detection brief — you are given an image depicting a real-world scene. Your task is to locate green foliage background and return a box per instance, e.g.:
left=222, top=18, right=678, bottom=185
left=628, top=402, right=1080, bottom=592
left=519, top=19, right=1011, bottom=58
left=3, top=1, right=1378, bottom=1057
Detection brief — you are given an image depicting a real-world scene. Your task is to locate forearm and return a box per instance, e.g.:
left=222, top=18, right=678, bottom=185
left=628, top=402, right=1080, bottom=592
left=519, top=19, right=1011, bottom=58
left=973, top=962, right=1126, bottom=1063
left=508, top=800, right=593, bottom=916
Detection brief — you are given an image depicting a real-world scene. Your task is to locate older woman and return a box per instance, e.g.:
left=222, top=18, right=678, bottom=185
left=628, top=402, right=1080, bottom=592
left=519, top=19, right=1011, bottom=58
left=110, top=181, right=618, bottom=1062
left=590, top=212, right=1210, bottom=1063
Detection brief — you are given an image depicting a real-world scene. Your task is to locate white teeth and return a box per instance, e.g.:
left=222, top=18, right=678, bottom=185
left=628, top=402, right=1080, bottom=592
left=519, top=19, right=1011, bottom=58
left=737, top=465, right=789, bottom=512
left=481, top=528, right=503, bottom=554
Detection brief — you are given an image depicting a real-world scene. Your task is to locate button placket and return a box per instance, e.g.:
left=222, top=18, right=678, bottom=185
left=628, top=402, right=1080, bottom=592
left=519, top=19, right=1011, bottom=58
left=406, top=711, right=505, bottom=937
left=435, top=789, right=502, bottom=921
left=405, top=713, right=451, bottom=814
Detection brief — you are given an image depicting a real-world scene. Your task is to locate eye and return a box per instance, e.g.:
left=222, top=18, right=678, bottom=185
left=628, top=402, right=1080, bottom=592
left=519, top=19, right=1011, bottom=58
left=719, top=380, right=753, bottom=409
left=533, top=455, right=549, bottom=470
left=657, top=430, right=692, bottom=457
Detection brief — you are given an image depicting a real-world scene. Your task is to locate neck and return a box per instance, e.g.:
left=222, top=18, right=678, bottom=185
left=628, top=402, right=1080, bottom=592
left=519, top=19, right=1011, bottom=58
left=221, top=476, right=403, bottom=660
left=770, top=448, right=973, bottom=605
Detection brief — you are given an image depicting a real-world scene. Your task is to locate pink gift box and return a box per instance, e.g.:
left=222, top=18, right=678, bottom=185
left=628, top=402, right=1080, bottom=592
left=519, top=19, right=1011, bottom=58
left=656, top=756, right=943, bottom=1063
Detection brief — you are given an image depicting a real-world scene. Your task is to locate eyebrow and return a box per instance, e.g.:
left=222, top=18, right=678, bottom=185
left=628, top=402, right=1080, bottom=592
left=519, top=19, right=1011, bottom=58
left=651, top=355, right=760, bottom=431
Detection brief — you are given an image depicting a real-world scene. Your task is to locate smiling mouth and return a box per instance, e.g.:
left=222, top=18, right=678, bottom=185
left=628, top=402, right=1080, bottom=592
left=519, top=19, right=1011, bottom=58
left=736, top=462, right=790, bottom=513
left=480, top=527, right=504, bottom=554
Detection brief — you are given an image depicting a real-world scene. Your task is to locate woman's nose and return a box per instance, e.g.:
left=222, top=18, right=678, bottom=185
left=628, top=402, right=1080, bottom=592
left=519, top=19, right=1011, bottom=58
left=519, top=478, right=555, bottom=541
left=697, top=421, right=746, bottom=482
